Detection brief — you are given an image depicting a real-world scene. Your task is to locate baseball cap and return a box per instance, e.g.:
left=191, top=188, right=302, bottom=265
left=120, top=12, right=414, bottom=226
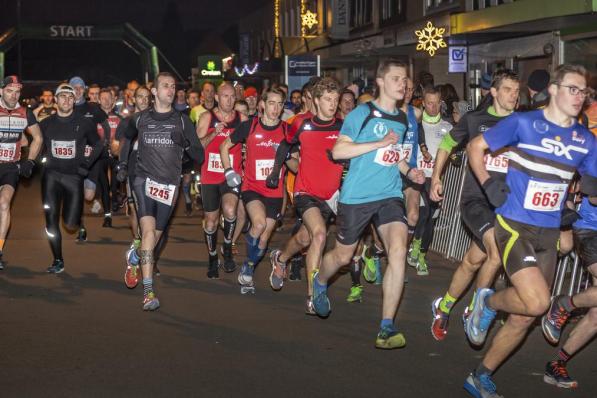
left=244, top=86, right=258, bottom=98
left=68, top=76, right=86, bottom=87
left=527, top=69, right=550, bottom=92
left=480, top=73, right=492, bottom=90
left=1, top=75, right=23, bottom=89
left=55, top=83, right=76, bottom=97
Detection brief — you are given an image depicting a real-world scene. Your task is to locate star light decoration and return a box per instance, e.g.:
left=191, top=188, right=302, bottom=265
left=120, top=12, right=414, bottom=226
left=302, top=10, right=318, bottom=29
left=415, top=21, right=447, bottom=57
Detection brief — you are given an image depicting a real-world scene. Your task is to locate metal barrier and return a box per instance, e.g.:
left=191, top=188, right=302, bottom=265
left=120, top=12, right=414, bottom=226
left=430, top=153, right=473, bottom=262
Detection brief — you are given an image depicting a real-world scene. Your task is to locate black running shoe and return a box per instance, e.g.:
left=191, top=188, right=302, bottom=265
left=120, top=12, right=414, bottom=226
left=221, top=244, right=237, bottom=273
left=207, top=255, right=220, bottom=279
left=102, top=216, right=112, bottom=228
left=47, top=259, right=65, bottom=274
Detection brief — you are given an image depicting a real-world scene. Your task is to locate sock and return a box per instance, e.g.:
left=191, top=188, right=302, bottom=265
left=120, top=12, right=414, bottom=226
left=559, top=296, right=576, bottom=312
left=440, top=292, right=457, bottom=314
left=407, top=224, right=416, bottom=238
left=204, top=227, right=218, bottom=256
left=380, top=318, right=395, bottom=331
left=475, top=364, right=493, bottom=377
left=350, top=257, right=361, bottom=286
left=245, top=233, right=260, bottom=263
left=251, top=246, right=266, bottom=267
left=143, top=278, right=153, bottom=296
left=468, top=290, right=477, bottom=312
left=0, top=238, right=5, bottom=252
left=556, top=348, right=572, bottom=363
left=222, top=217, right=237, bottom=245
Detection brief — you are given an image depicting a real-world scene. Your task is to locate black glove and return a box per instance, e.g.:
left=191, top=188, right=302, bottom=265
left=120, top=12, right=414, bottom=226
left=561, top=207, right=580, bottom=227
left=77, top=165, right=89, bottom=177
left=482, top=178, right=510, bottom=208
left=18, top=159, right=35, bottom=178
left=116, top=162, right=128, bottom=183
left=265, top=172, right=279, bottom=189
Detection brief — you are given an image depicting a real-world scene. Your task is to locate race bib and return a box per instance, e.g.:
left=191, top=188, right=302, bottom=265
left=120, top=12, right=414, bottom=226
left=145, top=178, right=176, bottom=206
left=0, top=143, right=17, bottom=162
left=255, top=159, right=274, bottom=181
left=484, top=153, right=509, bottom=173
left=374, top=144, right=402, bottom=167
left=523, top=181, right=567, bottom=212
left=51, top=140, right=76, bottom=159
left=84, top=145, right=92, bottom=158
left=207, top=153, right=234, bottom=173
left=418, top=158, right=434, bottom=177
left=400, top=144, right=413, bottom=163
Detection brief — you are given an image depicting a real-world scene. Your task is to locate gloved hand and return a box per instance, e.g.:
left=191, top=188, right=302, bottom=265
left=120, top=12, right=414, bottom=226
left=561, top=207, right=580, bottom=227
left=482, top=178, right=510, bottom=208
left=116, top=162, right=128, bottom=183
left=224, top=168, right=241, bottom=187
left=77, top=165, right=90, bottom=177
left=265, top=172, right=279, bottom=189
left=18, top=159, right=35, bottom=178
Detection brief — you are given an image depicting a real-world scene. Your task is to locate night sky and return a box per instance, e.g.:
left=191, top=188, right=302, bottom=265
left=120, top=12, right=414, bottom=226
left=0, top=0, right=269, bottom=86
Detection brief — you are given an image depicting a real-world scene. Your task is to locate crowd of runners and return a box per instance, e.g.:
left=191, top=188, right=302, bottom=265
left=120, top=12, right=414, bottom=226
left=0, top=59, right=596, bottom=397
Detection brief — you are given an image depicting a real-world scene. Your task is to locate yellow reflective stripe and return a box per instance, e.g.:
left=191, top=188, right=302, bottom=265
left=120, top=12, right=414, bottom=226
left=496, top=215, right=519, bottom=269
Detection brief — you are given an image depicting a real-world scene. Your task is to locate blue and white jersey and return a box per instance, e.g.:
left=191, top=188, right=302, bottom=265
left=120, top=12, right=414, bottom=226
left=484, top=110, right=597, bottom=228
left=574, top=196, right=597, bottom=231
left=339, top=102, right=408, bottom=205
left=403, top=105, right=419, bottom=168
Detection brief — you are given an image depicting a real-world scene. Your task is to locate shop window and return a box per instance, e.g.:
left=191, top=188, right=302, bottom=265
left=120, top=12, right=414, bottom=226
left=380, top=0, right=405, bottom=27
left=350, top=0, right=373, bottom=29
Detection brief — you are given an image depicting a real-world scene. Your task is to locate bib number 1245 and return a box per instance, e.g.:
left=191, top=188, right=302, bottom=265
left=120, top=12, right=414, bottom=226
left=145, top=178, right=176, bottom=206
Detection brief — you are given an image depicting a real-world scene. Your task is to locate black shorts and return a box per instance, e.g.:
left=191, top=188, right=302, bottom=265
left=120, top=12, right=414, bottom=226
left=200, top=182, right=240, bottom=213
left=494, top=215, right=559, bottom=281
left=0, top=164, right=19, bottom=189
left=294, top=193, right=334, bottom=222
left=132, top=176, right=178, bottom=231
left=573, top=229, right=597, bottom=268
left=336, top=197, right=407, bottom=245
left=461, top=199, right=495, bottom=253
left=242, top=190, right=283, bottom=220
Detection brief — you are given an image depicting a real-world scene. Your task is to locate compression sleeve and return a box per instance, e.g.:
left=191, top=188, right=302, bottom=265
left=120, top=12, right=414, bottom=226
left=230, top=120, right=252, bottom=144
left=269, top=139, right=292, bottom=178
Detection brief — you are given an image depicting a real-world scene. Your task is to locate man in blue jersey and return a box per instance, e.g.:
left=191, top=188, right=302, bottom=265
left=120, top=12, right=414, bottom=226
left=311, top=59, right=425, bottom=349
left=463, top=64, right=597, bottom=398
left=539, top=178, right=597, bottom=389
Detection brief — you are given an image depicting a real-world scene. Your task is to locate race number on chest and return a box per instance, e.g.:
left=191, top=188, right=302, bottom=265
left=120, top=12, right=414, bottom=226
left=145, top=178, right=176, bottom=206
left=51, top=140, right=76, bottom=159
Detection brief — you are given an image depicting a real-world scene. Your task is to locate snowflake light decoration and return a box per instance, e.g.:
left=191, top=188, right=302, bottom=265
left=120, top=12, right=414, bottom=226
left=302, top=10, right=318, bottom=29
left=415, top=21, right=447, bottom=57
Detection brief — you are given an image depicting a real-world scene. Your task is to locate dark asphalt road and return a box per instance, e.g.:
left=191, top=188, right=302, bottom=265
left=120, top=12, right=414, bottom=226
left=1, top=176, right=595, bottom=397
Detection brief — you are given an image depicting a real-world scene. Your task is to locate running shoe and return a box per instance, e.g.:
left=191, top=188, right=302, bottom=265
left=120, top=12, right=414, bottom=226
left=407, top=238, right=421, bottom=267
left=47, top=259, right=65, bottom=274
left=207, top=255, right=220, bottom=279
left=431, top=297, right=449, bottom=341
left=221, top=244, right=237, bottom=273
left=102, top=216, right=112, bottom=228
left=544, top=360, right=578, bottom=389
left=312, top=271, right=330, bottom=317
left=463, top=372, right=503, bottom=398
left=289, top=255, right=302, bottom=281
left=375, top=327, right=406, bottom=349
left=362, top=246, right=377, bottom=283
left=131, top=239, right=141, bottom=250
left=142, top=292, right=160, bottom=311
left=542, top=296, right=571, bottom=345
left=126, top=247, right=140, bottom=267
left=305, top=296, right=316, bottom=315
left=238, top=261, right=254, bottom=286
left=76, top=227, right=87, bottom=242
left=465, top=288, right=496, bottom=346
left=124, top=265, right=139, bottom=289
left=346, top=284, right=363, bottom=303
left=269, top=250, right=286, bottom=291
left=416, top=252, right=429, bottom=276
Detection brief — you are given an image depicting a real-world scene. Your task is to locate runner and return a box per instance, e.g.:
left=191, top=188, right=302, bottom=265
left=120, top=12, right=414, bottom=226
left=117, top=72, right=204, bottom=310
left=462, top=64, right=596, bottom=398
left=39, top=83, right=104, bottom=273
left=190, top=81, right=217, bottom=124
left=266, top=77, right=344, bottom=312
left=33, top=89, right=56, bottom=122
left=87, top=84, right=100, bottom=103
left=0, top=76, right=43, bottom=270
left=407, top=86, right=452, bottom=276
left=337, top=89, right=356, bottom=120
left=310, top=60, right=425, bottom=350
left=244, top=86, right=259, bottom=119
left=197, top=82, right=248, bottom=278
left=220, top=87, right=297, bottom=293
left=429, top=69, right=520, bottom=341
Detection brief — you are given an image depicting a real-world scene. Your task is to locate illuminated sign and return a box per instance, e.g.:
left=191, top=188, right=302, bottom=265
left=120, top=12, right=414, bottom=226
left=198, top=58, right=222, bottom=77
left=415, top=21, right=446, bottom=57
left=49, top=25, right=94, bottom=38
left=235, top=63, right=260, bottom=77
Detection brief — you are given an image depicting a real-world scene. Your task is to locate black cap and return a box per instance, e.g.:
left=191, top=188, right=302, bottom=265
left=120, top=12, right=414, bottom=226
left=528, top=69, right=550, bottom=92
left=1, top=75, right=22, bottom=88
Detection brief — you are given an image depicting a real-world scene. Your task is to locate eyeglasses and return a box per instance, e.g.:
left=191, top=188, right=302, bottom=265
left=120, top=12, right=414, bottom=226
left=557, top=84, right=590, bottom=98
